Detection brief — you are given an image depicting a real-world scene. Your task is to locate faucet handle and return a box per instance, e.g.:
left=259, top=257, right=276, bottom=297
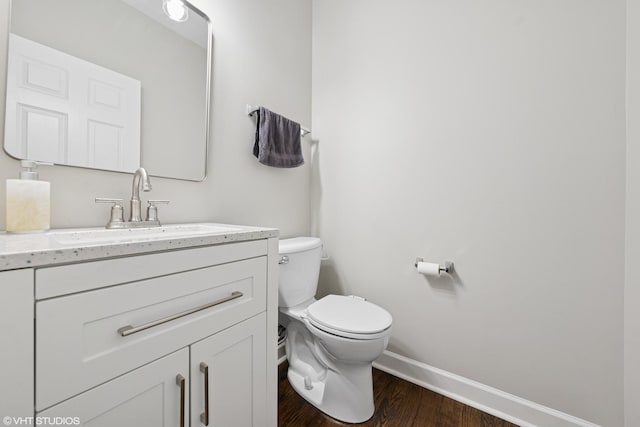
left=95, top=198, right=125, bottom=228
left=146, top=200, right=170, bottom=222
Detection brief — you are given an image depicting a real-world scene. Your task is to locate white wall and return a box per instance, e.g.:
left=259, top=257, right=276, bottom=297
left=312, top=1, right=625, bottom=425
left=625, top=1, right=640, bottom=426
left=0, top=0, right=312, bottom=236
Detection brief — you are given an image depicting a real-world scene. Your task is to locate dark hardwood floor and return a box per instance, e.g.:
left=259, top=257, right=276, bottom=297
left=278, top=363, right=519, bottom=427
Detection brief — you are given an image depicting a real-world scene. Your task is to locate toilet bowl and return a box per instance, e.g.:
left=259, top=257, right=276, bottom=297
left=278, top=237, right=393, bottom=423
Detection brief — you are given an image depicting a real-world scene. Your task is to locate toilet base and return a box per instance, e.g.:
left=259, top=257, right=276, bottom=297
left=282, top=308, right=387, bottom=424
left=287, top=356, right=375, bottom=423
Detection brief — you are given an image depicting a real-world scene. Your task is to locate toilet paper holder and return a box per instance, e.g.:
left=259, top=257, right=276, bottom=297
left=414, top=258, right=454, bottom=274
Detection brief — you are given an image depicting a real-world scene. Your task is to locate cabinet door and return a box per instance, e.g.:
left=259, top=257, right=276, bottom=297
left=38, top=348, right=189, bottom=427
left=191, top=313, right=267, bottom=427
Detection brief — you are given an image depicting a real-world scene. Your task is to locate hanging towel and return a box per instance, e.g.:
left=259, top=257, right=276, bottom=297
left=253, top=107, right=304, bottom=168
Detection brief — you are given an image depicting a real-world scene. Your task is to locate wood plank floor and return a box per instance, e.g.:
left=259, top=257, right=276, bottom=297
left=278, top=363, right=519, bottom=427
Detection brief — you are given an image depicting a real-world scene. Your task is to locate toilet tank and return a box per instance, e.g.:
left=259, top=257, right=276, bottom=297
left=278, top=237, right=322, bottom=308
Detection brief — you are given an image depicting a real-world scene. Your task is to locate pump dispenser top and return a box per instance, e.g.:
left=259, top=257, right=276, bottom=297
left=19, top=160, right=41, bottom=180
left=5, top=160, right=51, bottom=232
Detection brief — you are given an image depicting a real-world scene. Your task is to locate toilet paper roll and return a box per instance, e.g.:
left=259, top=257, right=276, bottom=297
left=416, top=261, right=440, bottom=276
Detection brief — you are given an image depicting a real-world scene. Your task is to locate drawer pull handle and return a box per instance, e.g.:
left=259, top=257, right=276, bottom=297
left=200, top=362, right=210, bottom=426
left=117, top=291, right=244, bottom=337
left=176, top=374, right=185, bottom=427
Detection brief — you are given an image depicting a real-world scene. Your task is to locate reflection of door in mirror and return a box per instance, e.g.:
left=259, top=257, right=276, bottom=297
left=4, top=0, right=211, bottom=181
left=5, top=34, right=142, bottom=173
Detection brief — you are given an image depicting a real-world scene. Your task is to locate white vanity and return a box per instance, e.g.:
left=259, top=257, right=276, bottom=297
left=0, top=224, right=279, bottom=427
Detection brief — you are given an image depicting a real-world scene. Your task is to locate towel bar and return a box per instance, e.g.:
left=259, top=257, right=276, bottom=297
left=246, top=104, right=311, bottom=137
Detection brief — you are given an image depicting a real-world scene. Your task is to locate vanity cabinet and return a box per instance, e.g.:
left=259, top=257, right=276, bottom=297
left=0, top=232, right=278, bottom=427
left=0, top=269, right=33, bottom=419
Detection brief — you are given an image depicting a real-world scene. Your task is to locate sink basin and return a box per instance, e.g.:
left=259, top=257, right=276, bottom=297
left=49, top=223, right=243, bottom=245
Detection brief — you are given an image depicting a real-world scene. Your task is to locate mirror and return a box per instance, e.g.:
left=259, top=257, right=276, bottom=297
left=4, top=0, right=211, bottom=181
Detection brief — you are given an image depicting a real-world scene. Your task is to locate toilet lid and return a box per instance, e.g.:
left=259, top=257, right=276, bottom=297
left=279, top=237, right=322, bottom=254
left=306, top=295, right=392, bottom=335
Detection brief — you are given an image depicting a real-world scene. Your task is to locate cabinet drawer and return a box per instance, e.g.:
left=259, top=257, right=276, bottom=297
left=36, top=256, right=266, bottom=410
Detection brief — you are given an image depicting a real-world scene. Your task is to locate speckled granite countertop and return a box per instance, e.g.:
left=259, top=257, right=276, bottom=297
left=0, top=223, right=278, bottom=271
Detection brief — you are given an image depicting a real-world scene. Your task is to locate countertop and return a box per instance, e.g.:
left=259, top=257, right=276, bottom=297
left=0, top=223, right=278, bottom=271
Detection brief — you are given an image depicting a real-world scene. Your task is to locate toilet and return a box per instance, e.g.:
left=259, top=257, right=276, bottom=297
left=278, top=237, right=393, bottom=423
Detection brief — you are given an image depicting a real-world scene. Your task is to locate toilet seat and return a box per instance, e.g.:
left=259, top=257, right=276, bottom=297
left=306, top=295, right=392, bottom=340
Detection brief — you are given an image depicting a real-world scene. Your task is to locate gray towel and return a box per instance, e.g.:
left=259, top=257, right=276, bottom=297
left=253, top=107, right=304, bottom=168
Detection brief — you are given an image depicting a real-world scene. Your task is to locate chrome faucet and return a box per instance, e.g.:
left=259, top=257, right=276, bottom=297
left=95, top=167, right=170, bottom=229
left=130, top=167, right=152, bottom=222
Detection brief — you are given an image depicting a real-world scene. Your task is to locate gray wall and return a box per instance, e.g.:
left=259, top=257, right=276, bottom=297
left=626, top=0, right=640, bottom=425
left=311, top=0, right=625, bottom=425
left=0, top=0, right=312, bottom=236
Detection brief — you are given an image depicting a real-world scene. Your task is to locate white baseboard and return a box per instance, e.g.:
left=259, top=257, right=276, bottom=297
left=373, top=350, right=599, bottom=427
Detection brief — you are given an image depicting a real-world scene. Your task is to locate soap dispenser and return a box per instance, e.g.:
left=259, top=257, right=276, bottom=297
left=5, top=160, right=50, bottom=232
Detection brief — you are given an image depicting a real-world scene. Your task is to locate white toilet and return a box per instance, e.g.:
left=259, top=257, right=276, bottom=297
left=278, top=237, right=393, bottom=423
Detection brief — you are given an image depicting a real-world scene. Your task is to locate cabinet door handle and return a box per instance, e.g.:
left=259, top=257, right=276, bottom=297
left=200, top=362, right=210, bottom=426
left=117, top=291, right=243, bottom=337
left=176, top=374, right=185, bottom=427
